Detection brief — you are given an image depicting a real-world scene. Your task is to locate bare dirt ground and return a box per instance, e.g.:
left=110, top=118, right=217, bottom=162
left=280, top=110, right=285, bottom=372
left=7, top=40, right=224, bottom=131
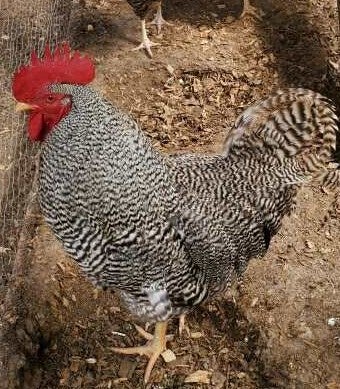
left=2, top=0, right=340, bottom=388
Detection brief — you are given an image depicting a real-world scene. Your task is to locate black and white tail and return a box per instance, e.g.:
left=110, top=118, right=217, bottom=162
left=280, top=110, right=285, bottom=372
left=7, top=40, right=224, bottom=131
left=223, top=88, right=339, bottom=189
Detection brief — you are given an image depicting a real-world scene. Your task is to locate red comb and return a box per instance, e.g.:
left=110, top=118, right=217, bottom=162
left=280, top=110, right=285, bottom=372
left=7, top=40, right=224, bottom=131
left=12, top=42, right=95, bottom=101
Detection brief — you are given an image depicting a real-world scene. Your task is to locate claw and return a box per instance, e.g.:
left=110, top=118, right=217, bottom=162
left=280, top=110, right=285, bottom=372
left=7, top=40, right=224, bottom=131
left=132, top=39, right=160, bottom=58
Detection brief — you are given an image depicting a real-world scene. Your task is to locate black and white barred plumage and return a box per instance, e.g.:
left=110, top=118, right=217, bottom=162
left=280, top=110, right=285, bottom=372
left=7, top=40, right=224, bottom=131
left=39, top=85, right=339, bottom=322
left=126, top=0, right=160, bottom=19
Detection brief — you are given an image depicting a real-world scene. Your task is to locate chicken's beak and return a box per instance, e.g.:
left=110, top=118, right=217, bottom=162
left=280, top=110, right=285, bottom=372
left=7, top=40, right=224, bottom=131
left=15, top=102, right=34, bottom=112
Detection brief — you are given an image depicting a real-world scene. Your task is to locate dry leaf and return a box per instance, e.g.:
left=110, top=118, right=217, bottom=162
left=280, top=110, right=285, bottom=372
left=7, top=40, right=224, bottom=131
left=166, top=64, right=175, bottom=75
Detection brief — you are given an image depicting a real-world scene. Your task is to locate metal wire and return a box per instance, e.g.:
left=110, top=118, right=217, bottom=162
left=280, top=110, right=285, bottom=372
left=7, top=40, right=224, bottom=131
left=0, top=0, right=72, bottom=289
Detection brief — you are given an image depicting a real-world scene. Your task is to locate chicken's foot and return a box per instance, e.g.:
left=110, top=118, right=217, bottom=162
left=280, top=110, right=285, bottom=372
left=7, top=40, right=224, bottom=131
left=132, top=19, right=159, bottom=57
left=112, top=321, right=172, bottom=383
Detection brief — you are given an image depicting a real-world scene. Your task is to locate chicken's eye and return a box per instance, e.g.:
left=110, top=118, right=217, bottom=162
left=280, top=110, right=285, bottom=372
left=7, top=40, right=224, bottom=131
left=46, top=95, right=54, bottom=103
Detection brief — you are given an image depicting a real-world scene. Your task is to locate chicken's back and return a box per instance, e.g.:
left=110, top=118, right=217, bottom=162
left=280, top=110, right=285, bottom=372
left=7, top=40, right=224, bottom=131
left=169, top=88, right=339, bottom=276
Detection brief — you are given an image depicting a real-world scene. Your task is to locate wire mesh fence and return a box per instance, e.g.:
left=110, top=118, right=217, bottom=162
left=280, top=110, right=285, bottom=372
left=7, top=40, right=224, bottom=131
left=0, top=0, right=73, bottom=290
left=0, top=2, right=73, bottom=386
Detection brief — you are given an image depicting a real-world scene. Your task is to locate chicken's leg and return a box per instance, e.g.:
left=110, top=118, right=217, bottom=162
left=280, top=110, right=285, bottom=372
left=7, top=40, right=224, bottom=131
left=239, top=0, right=264, bottom=19
left=132, top=19, right=159, bottom=58
left=150, top=1, right=172, bottom=34
left=112, top=321, right=170, bottom=383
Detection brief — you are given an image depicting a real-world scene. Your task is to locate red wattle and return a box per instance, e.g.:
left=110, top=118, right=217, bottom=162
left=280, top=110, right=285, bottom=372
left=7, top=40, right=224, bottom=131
left=28, top=112, right=45, bottom=141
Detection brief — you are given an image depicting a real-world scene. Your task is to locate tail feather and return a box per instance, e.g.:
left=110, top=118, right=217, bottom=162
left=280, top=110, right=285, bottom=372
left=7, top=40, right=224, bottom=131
left=223, top=88, right=339, bottom=189
left=317, top=168, right=340, bottom=190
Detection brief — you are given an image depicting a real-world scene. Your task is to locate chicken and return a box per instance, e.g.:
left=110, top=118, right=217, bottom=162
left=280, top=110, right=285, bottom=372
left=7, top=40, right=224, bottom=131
left=12, top=44, right=339, bottom=383
left=125, top=0, right=261, bottom=57
left=126, top=0, right=171, bottom=57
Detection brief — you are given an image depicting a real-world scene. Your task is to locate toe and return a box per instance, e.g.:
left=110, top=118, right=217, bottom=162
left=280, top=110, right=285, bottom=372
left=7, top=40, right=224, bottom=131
left=131, top=40, right=160, bottom=58
left=144, top=350, right=162, bottom=383
left=111, top=345, right=153, bottom=357
left=134, top=324, right=154, bottom=340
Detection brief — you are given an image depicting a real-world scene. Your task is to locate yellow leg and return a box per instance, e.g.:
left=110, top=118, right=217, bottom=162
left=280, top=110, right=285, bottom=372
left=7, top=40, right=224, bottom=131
left=112, top=321, right=169, bottom=383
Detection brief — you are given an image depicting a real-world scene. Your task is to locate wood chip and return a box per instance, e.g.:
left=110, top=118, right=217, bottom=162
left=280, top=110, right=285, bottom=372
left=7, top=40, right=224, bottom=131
left=190, top=331, right=203, bottom=339
left=118, top=359, right=138, bottom=378
left=185, top=370, right=212, bottom=384
left=161, top=349, right=176, bottom=363
left=93, top=288, right=99, bottom=299
left=211, top=371, right=227, bottom=389
left=56, top=261, right=66, bottom=272
left=305, top=240, right=316, bottom=251
left=112, top=378, right=128, bottom=384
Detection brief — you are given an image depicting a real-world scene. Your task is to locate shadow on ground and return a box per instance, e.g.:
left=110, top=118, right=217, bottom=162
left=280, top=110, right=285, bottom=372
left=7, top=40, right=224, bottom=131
left=255, top=0, right=332, bottom=91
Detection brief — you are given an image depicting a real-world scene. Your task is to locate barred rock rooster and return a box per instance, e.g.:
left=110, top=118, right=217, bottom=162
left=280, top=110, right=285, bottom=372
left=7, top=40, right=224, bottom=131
left=126, top=0, right=261, bottom=57
left=13, top=44, right=339, bottom=383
